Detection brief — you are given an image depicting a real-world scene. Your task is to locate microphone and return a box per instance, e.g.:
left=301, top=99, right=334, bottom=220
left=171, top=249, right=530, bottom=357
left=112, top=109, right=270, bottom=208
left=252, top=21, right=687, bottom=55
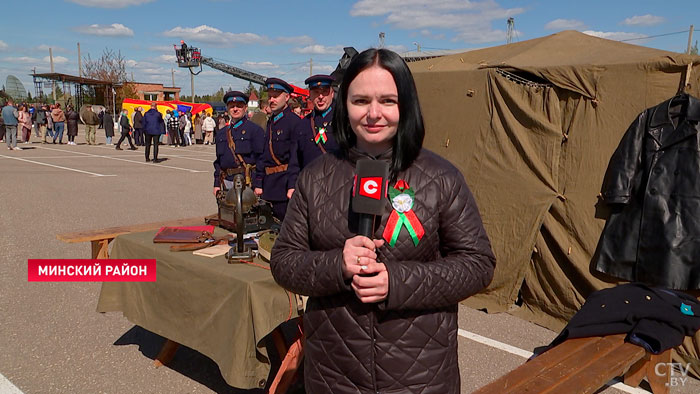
left=352, top=159, right=390, bottom=237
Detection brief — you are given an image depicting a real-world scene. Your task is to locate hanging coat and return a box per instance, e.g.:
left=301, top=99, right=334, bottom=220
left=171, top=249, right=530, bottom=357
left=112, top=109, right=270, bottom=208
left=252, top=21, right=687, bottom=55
left=594, top=94, right=700, bottom=290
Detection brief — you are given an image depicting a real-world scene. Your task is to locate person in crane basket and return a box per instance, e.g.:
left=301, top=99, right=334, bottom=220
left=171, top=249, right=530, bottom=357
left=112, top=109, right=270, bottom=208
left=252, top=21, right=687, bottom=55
left=180, top=40, right=188, bottom=62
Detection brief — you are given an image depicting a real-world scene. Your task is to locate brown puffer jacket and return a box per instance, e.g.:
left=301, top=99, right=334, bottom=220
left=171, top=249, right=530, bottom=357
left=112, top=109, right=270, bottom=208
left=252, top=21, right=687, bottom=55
left=271, top=147, right=496, bottom=394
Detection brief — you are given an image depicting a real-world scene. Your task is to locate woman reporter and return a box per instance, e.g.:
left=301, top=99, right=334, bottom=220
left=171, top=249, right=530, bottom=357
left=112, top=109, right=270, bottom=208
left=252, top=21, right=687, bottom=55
left=270, top=48, right=495, bottom=394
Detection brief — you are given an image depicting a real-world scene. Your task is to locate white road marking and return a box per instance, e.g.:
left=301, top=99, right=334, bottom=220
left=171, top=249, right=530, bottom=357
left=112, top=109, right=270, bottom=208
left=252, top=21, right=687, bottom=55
left=36, top=146, right=207, bottom=173
left=457, top=329, right=651, bottom=394
left=0, top=155, right=97, bottom=159
left=458, top=329, right=533, bottom=358
left=0, top=154, right=116, bottom=177
left=0, top=373, right=24, bottom=394
left=91, top=144, right=214, bottom=162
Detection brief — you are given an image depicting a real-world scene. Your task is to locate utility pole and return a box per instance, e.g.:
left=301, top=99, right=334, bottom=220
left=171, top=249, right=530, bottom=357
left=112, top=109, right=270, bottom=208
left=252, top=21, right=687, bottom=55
left=687, top=25, right=695, bottom=54
left=379, top=32, right=385, bottom=48
left=684, top=25, right=695, bottom=91
left=49, top=47, right=56, bottom=102
left=506, top=17, right=515, bottom=44
left=309, top=58, right=313, bottom=76
left=190, top=72, right=195, bottom=103
left=77, top=42, right=82, bottom=78
left=171, top=68, right=175, bottom=87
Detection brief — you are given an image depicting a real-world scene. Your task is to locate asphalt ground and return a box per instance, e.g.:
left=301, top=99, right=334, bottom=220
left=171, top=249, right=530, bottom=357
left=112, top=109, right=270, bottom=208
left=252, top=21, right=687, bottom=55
left=1, top=125, right=698, bottom=393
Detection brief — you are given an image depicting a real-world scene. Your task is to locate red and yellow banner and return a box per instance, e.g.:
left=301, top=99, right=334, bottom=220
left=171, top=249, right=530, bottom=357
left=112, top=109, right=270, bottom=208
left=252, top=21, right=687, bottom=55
left=121, top=98, right=213, bottom=122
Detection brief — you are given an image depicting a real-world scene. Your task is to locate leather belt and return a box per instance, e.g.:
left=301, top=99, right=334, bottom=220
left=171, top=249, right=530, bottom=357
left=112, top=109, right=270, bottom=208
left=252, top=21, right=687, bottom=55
left=265, top=164, right=288, bottom=175
left=224, top=167, right=245, bottom=176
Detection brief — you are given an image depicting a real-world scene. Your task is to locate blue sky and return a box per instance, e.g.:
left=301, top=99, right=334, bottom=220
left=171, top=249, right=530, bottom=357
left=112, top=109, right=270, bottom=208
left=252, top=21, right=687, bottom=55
left=1, top=0, right=697, bottom=97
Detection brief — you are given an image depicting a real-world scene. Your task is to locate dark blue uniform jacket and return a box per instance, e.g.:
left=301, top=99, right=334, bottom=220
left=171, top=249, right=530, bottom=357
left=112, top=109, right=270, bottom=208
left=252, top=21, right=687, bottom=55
left=550, top=283, right=700, bottom=354
left=213, top=117, right=264, bottom=187
left=296, top=106, right=339, bottom=169
left=254, top=106, right=301, bottom=201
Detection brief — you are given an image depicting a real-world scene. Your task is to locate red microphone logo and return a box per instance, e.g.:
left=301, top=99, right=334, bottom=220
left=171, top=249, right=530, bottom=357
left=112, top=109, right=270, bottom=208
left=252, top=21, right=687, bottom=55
left=359, top=177, right=382, bottom=200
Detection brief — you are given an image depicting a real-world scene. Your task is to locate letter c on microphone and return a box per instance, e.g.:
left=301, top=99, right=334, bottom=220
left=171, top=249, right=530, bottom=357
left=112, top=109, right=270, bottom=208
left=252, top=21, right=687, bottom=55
left=359, top=177, right=382, bottom=200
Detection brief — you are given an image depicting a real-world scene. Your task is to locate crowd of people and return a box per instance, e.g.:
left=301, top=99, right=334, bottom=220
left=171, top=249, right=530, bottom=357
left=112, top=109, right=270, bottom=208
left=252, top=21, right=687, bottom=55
left=0, top=98, right=277, bottom=151
left=1, top=100, right=81, bottom=149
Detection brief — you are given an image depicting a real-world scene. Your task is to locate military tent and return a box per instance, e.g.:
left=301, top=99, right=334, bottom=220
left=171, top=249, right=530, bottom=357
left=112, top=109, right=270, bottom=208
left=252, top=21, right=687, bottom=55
left=409, top=30, right=700, bottom=331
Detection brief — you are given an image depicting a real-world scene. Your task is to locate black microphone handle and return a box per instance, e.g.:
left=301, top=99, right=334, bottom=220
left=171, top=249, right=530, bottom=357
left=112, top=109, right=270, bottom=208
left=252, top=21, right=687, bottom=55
left=357, top=213, right=381, bottom=277
left=357, top=213, right=375, bottom=238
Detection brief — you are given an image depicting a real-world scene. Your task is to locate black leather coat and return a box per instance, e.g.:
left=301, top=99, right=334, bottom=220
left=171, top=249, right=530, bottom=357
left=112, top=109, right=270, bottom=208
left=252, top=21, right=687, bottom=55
left=594, top=94, right=700, bottom=289
left=271, top=148, right=496, bottom=394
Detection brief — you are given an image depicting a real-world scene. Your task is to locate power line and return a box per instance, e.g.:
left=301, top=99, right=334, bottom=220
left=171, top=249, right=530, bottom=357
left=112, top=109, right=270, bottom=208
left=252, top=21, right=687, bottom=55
left=619, top=29, right=689, bottom=42
left=421, top=46, right=452, bottom=50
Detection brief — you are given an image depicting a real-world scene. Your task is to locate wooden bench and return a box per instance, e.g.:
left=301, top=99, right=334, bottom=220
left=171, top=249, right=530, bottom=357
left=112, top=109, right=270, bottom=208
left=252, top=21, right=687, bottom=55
left=57, top=216, right=210, bottom=260
left=474, top=334, right=671, bottom=394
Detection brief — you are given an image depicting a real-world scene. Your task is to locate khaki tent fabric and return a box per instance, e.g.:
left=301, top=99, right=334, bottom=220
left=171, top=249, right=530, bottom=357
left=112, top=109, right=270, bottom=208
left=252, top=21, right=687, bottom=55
left=409, top=30, right=700, bottom=330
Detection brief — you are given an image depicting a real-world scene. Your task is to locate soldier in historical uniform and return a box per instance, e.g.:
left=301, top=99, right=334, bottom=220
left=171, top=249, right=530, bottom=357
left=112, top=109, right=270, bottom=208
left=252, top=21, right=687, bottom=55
left=296, top=74, right=339, bottom=169
left=213, top=91, right=264, bottom=196
left=253, top=77, right=301, bottom=221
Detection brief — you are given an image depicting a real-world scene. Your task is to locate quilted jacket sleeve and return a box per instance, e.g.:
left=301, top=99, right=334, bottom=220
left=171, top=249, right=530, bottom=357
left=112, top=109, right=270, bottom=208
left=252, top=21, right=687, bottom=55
left=600, top=112, right=648, bottom=204
left=381, top=168, right=496, bottom=311
left=270, top=170, right=351, bottom=297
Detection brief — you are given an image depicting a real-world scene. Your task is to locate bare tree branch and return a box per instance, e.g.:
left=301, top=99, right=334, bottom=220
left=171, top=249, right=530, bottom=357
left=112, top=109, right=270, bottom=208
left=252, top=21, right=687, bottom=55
left=83, top=48, right=128, bottom=83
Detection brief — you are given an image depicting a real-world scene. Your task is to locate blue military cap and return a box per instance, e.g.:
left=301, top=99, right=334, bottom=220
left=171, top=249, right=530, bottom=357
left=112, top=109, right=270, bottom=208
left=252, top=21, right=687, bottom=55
left=223, top=90, right=249, bottom=104
left=305, top=74, right=334, bottom=88
left=265, top=77, right=294, bottom=94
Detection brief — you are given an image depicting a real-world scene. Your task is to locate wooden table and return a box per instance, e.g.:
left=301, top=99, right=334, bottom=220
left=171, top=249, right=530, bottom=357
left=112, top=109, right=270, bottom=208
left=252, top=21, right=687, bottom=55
left=58, top=216, right=300, bottom=391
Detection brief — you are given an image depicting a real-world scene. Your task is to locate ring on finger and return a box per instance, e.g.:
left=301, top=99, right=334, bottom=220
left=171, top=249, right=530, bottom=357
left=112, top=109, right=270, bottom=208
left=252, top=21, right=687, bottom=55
left=357, top=256, right=361, bottom=264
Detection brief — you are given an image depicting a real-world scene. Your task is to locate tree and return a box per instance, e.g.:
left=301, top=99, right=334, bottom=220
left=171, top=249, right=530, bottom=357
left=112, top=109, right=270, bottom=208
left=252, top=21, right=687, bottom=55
left=213, top=87, right=225, bottom=102
left=118, top=82, right=138, bottom=103
left=83, top=48, right=137, bottom=108
left=83, top=48, right=128, bottom=83
left=245, top=82, right=259, bottom=98
left=691, top=40, right=698, bottom=56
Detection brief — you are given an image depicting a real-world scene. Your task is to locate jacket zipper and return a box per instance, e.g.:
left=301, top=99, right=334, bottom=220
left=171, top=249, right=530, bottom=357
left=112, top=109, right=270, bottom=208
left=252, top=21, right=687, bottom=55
left=370, top=311, right=378, bottom=393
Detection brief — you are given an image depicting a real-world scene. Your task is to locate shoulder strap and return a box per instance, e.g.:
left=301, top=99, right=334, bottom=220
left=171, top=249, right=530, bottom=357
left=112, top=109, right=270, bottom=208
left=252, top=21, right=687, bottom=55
left=267, top=120, right=283, bottom=166
left=225, top=123, right=246, bottom=166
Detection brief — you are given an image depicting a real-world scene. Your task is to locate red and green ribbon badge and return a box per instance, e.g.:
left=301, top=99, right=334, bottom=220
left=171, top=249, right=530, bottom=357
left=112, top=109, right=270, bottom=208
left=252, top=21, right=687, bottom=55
left=314, top=127, right=327, bottom=145
left=382, top=180, right=425, bottom=247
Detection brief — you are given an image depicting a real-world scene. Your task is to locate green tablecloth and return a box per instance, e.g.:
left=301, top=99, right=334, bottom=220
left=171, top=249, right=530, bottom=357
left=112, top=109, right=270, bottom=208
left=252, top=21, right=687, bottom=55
left=96, top=229, right=298, bottom=389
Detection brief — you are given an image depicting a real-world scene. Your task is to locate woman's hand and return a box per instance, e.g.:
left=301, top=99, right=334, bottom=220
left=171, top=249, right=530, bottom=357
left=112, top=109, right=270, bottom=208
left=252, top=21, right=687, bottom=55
left=352, top=262, right=389, bottom=303
left=341, top=236, right=384, bottom=280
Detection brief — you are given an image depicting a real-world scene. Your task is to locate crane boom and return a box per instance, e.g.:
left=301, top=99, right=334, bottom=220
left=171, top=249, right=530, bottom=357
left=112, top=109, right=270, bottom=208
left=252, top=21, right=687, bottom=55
left=175, top=45, right=359, bottom=94
left=200, top=56, right=266, bottom=85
